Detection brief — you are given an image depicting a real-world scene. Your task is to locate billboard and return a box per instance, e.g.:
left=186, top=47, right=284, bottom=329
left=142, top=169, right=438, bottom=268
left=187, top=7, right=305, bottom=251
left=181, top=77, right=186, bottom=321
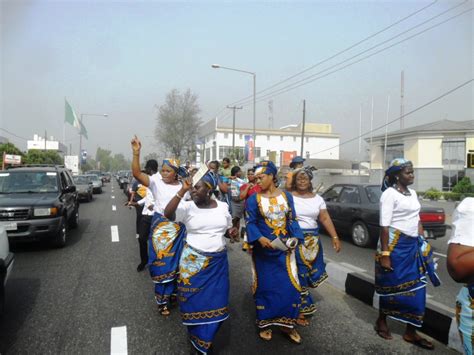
left=244, top=135, right=254, bottom=162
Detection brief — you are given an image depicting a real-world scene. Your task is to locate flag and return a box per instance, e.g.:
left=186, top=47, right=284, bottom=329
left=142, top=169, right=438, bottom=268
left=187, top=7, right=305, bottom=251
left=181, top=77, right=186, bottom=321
left=65, top=99, right=88, bottom=139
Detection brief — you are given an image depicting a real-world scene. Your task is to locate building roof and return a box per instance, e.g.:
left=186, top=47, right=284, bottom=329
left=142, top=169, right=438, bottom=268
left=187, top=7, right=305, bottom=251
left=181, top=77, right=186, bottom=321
left=369, top=119, right=474, bottom=141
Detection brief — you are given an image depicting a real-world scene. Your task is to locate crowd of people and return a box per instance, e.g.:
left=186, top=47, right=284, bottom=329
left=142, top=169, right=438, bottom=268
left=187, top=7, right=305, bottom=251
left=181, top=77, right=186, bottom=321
left=127, top=135, right=472, bottom=354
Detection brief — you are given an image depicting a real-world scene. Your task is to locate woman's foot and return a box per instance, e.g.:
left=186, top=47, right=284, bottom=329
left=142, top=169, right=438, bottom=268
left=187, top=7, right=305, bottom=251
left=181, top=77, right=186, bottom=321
left=259, top=328, right=272, bottom=341
left=158, top=304, right=170, bottom=316
left=136, top=263, right=146, bottom=272
left=374, top=318, right=392, bottom=340
left=280, top=328, right=302, bottom=344
left=296, top=315, right=310, bottom=327
left=403, top=333, right=434, bottom=350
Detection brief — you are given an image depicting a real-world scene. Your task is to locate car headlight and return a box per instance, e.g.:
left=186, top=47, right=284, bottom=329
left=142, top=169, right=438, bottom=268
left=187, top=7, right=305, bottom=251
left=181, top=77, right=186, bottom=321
left=34, top=207, right=58, bottom=217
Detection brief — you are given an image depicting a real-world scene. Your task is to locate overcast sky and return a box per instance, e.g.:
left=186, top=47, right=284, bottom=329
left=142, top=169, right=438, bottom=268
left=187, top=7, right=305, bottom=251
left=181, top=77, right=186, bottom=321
left=1, top=0, right=472, bottom=161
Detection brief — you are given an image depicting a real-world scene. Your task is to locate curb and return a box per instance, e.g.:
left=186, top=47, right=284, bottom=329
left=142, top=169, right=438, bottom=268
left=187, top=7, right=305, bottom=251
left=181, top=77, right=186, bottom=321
left=325, top=261, right=463, bottom=353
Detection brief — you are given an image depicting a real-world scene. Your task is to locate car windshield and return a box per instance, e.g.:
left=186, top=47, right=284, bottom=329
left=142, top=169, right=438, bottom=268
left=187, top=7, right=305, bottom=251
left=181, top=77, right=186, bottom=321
left=365, top=186, right=382, bottom=203
left=88, top=175, right=99, bottom=182
left=74, top=176, right=91, bottom=185
left=0, top=171, right=59, bottom=193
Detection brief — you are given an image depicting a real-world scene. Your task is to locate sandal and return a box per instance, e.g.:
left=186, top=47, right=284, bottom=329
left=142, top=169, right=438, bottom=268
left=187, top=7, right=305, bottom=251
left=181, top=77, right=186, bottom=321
left=296, top=316, right=310, bottom=327
left=374, top=324, right=392, bottom=340
left=158, top=305, right=170, bottom=316
left=281, top=328, right=301, bottom=344
left=403, top=335, right=434, bottom=350
left=259, top=329, right=272, bottom=341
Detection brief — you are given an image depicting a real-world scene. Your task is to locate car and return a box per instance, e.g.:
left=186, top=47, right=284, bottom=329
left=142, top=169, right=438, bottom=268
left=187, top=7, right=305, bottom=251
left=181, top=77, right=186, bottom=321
left=84, top=174, right=102, bottom=194
left=0, top=165, right=79, bottom=247
left=73, top=175, right=94, bottom=202
left=0, top=225, right=14, bottom=316
left=86, top=170, right=104, bottom=186
left=320, top=183, right=447, bottom=248
left=118, top=171, right=131, bottom=189
left=101, top=172, right=111, bottom=183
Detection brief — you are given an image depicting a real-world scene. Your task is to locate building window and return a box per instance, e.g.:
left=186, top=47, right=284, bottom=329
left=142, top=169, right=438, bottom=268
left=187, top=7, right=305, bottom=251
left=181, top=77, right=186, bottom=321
left=442, top=138, right=466, bottom=191
left=306, top=137, right=309, bottom=143
left=224, top=133, right=229, bottom=139
left=239, top=134, right=243, bottom=139
left=306, top=151, right=310, bottom=159
left=384, top=144, right=404, bottom=168
left=267, top=135, right=270, bottom=140
left=280, top=136, right=283, bottom=141
left=255, top=147, right=261, bottom=158
left=293, top=136, right=296, bottom=142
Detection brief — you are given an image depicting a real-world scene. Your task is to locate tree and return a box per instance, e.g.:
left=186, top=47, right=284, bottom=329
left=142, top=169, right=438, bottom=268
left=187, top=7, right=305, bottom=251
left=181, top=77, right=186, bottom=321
left=23, top=150, right=63, bottom=165
left=142, top=152, right=160, bottom=165
left=95, top=147, right=113, bottom=171
left=155, top=89, right=201, bottom=159
left=453, top=177, right=474, bottom=193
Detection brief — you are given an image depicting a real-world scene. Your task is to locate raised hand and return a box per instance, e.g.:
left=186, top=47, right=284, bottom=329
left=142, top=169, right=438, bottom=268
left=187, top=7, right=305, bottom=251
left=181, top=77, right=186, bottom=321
left=131, top=135, right=141, bottom=153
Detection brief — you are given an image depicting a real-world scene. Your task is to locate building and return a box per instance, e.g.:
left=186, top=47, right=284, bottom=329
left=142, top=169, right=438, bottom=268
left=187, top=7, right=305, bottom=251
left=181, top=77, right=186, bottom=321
left=27, top=134, right=67, bottom=155
left=368, top=119, right=474, bottom=191
left=198, top=118, right=340, bottom=166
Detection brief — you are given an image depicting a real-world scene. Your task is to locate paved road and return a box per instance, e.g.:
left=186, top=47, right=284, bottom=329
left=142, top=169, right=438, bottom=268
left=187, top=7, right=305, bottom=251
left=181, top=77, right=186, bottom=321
left=0, top=181, right=458, bottom=354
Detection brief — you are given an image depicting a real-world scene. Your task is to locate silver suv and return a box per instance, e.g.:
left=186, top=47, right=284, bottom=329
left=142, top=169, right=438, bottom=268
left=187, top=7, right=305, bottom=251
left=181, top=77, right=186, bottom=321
left=0, top=225, right=14, bottom=316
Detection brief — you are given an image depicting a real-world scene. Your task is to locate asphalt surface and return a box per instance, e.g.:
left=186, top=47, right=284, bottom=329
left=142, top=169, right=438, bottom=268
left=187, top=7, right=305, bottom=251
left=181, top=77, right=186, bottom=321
left=0, top=181, right=458, bottom=354
left=320, top=199, right=459, bottom=313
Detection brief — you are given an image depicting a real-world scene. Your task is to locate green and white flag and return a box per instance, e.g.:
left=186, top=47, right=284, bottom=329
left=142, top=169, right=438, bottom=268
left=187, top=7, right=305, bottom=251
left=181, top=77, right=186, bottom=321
left=65, top=99, right=88, bottom=139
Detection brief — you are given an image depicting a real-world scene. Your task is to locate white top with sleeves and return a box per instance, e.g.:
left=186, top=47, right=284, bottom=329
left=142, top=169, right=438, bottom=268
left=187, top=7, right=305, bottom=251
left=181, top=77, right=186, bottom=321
left=293, top=194, right=326, bottom=229
left=380, top=187, right=420, bottom=237
left=175, top=200, right=232, bottom=253
left=448, top=197, right=474, bottom=247
left=137, top=187, right=155, bottom=216
left=148, top=172, right=183, bottom=214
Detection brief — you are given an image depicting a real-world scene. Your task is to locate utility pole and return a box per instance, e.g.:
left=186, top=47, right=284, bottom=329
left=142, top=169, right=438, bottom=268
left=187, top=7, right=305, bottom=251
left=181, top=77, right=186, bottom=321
left=226, top=105, right=242, bottom=154
left=400, top=70, right=405, bottom=129
left=300, top=100, right=306, bottom=157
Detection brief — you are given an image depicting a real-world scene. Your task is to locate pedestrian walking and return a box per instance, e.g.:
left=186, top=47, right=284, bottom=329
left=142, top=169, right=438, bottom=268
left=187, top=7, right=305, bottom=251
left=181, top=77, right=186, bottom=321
left=131, top=135, right=188, bottom=316
left=374, top=158, right=440, bottom=349
left=126, top=174, right=147, bottom=238
left=285, top=156, right=305, bottom=191
left=164, top=171, right=238, bottom=354
left=447, top=197, right=474, bottom=355
left=229, top=165, right=245, bottom=242
left=291, top=167, right=341, bottom=325
left=239, top=167, right=262, bottom=250
left=245, top=160, right=305, bottom=344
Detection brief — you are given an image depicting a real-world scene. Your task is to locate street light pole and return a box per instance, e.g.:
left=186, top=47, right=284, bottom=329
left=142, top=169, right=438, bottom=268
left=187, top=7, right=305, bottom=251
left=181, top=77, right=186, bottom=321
left=78, top=113, right=108, bottom=172
left=226, top=105, right=243, bottom=155
left=212, top=64, right=257, bottom=163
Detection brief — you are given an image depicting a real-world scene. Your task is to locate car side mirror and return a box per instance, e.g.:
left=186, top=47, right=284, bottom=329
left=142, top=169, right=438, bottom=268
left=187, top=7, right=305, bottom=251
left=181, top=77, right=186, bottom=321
left=63, top=185, right=76, bottom=193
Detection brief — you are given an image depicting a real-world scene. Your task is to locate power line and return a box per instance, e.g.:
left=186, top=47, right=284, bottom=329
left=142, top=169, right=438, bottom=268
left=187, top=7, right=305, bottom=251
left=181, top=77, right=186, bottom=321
left=227, top=0, right=441, bottom=107
left=0, top=128, right=29, bottom=141
left=237, top=4, right=472, bottom=107
left=308, top=78, right=473, bottom=158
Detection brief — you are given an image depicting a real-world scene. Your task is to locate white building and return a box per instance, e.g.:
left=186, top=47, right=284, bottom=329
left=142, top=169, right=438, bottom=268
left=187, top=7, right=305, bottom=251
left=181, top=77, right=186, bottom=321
left=27, top=134, right=67, bottom=154
left=198, top=118, right=340, bottom=166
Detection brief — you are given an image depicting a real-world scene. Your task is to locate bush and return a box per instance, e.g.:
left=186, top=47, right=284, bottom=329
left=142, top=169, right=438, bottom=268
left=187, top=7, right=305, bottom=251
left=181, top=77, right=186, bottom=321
left=442, top=192, right=462, bottom=201
left=452, top=177, right=474, bottom=193
left=424, top=188, right=442, bottom=200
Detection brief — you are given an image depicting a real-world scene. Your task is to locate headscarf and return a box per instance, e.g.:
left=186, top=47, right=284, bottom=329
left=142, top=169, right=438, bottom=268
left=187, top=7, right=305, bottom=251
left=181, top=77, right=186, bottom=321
left=293, top=166, right=314, bottom=180
left=254, top=160, right=278, bottom=176
left=381, top=158, right=412, bottom=192
left=162, top=158, right=180, bottom=172
left=200, top=171, right=218, bottom=191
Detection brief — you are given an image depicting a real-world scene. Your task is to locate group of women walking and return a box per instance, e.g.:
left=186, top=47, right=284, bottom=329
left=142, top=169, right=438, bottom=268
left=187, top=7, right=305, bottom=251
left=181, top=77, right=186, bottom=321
left=130, top=135, right=452, bottom=354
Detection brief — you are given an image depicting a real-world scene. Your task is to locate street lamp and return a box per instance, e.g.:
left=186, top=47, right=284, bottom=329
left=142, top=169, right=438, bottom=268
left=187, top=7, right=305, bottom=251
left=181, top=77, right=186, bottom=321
left=212, top=64, right=256, bottom=163
left=79, top=113, right=108, bottom=172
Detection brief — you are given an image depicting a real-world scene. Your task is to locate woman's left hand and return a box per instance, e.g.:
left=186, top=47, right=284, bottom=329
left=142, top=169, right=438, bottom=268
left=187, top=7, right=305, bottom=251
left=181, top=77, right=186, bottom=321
left=332, top=237, right=341, bottom=253
left=228, top=227, right=238, bottom=239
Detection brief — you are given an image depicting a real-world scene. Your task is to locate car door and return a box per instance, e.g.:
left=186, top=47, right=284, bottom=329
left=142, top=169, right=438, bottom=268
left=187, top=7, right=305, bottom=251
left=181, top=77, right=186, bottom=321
left=336, top=186, right=362, bottom=231
left=60, top=172, right=74, bottom=219
left=321, top=185, right=343, bottom=227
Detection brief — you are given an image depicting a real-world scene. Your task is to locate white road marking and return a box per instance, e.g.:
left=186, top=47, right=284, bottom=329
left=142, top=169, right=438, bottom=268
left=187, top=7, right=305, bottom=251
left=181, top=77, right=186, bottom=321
left=110, top=326, right=127, bottom=355
left=340, top=262, right=367, bottom=273
left=112, top=205, right=116, bottom=211
left=111, top=225, right=119, bottom=242
left=434, top=251, right=447, bottom=258
left=111, top=196, right=115, bottom=199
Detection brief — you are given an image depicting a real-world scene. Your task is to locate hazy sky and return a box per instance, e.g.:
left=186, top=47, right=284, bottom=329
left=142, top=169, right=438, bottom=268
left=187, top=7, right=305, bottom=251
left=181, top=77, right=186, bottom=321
left=1, top=0, right=472, bottom=161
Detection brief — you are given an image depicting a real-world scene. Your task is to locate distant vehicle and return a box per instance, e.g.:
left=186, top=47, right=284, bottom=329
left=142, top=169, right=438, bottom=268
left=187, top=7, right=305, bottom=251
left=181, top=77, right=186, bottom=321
left=118, top=171, right=131, bottom=189
left=101, top=172, right=111, bottom=183
left=86, top=170, right=104, bottom=186
left=0, top=225, right=14, bottom=316
left=320, top=183, right=447, bottom=247
left=73, top=175, right=94, bottom=202
left=0, top=165, right=79, bottom=247
left=84, top=174, right=102, bottom=194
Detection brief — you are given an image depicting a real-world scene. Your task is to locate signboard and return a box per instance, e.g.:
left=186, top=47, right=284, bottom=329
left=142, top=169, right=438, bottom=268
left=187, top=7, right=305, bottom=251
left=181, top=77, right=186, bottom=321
left=64, top=155, right=79, bottom=175
left=244, top=135, right=254, bottom=162
left=80, top=150, right=87, bottom=165
left=3, top=154, right=22, bottom=165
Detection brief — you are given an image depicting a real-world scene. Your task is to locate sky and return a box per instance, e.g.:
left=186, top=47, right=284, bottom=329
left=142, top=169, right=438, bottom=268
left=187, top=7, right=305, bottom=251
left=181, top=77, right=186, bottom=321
left=1, top=0, right=472, bottom=161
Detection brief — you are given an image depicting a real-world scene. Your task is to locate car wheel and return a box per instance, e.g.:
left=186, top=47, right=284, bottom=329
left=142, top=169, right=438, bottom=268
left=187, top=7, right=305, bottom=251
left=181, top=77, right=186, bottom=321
left=88, top=193, right=93, bottom=202
left=53, top=217, right=67, bottom=248
left=98, top=187, right=102, bottom=194
left=69, top=207, right=79, bottom=229
left=351, top=221, right=371, bottom=247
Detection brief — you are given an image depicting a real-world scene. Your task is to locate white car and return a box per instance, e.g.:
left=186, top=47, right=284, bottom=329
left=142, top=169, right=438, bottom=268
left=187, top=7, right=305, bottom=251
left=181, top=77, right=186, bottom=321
left=0, top=225, right=14, bottom=316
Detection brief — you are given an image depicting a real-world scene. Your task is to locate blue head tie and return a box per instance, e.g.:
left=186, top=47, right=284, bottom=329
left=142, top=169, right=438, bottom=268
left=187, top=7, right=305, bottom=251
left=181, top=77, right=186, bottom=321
left=201, top=171, right=218, bottom=191
left=162, top=158, right=180, bottom=172
left=255, top=160, right=278, bottom=176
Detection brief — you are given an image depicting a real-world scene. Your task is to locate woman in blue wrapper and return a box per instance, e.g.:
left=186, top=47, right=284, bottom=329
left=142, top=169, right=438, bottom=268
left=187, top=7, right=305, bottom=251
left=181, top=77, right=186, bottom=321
left=131, top=136, right=188, bottom=316
left=291, top=167, right=341, bottom=326
left=245, top=160, right=305, bottom=344
left=164, top=171, right=238, bottom=354
left=374, top=158, right=440, bottom=350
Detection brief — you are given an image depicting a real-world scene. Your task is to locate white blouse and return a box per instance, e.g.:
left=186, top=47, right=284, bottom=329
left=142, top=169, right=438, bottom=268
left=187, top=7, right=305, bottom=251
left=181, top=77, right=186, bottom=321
left=293, top=194, right=326, bottom=229
left=448, top=197, right=474, bottom=247
left=175, top=200, right=232, bottom=253
left=148, top=172, right=183, bottom=214
left=380, top=187, right=420, bottom=237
